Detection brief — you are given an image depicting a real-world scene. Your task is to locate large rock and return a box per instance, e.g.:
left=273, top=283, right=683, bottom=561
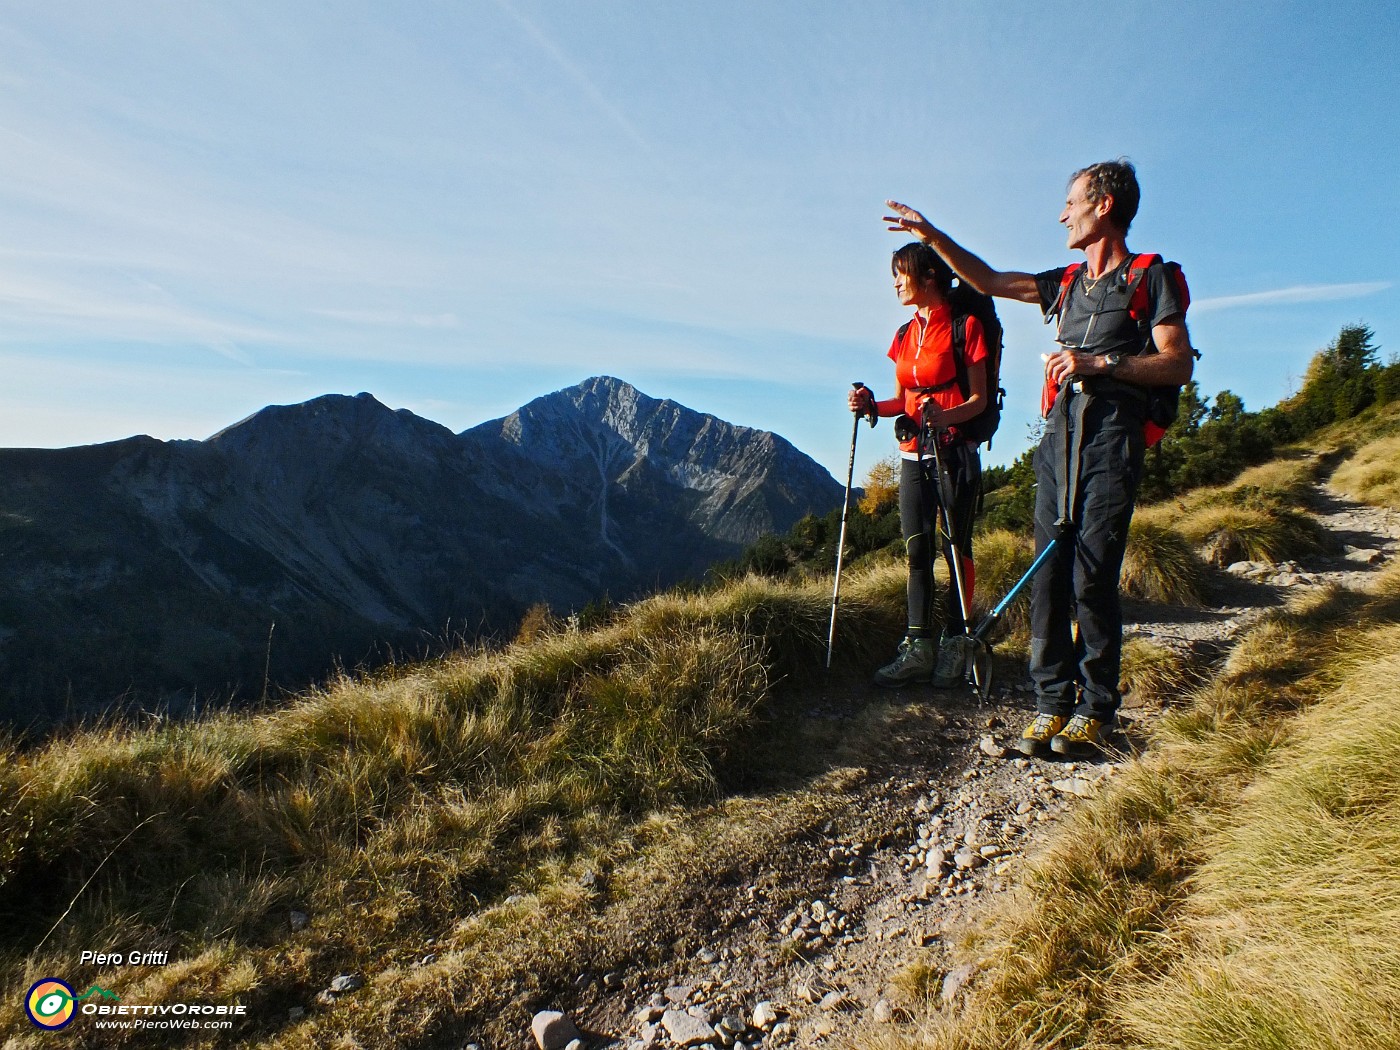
left=661, top=1008, right=716, bottom=1046
left=532, top=1010, right=581, bottom=1050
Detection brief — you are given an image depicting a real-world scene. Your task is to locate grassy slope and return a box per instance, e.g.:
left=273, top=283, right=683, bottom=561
left=891, top=406, right=1400, bottom=1050
left=0, top=567, right=910, bottom=1048
left=4, top=405, right=1399, bottom=1049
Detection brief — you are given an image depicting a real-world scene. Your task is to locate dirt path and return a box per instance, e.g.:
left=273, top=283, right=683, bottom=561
left=546, top=479, right=1400, bottom=1050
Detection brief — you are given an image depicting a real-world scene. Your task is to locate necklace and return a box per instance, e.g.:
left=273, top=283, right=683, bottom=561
left=1080, top=255, right=1128, bottom=292
left=1064, top=260, right=1123, bottom=351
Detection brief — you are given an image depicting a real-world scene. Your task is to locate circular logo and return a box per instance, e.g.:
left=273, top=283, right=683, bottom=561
left=25, top=979, right=77, bottom=1030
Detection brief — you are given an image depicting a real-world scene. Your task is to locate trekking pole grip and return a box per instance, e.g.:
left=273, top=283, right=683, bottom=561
left=851, top=381, right=877, bottom=426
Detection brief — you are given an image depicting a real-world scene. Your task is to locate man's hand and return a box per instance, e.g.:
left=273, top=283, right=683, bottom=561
left=884, top=200, right=1041, bottom=304
left=884, top=200, right=935, bottom=240
left=1044, top=349, right=1100, bottom=386
left=1044, top=317, right=1197, bottom=387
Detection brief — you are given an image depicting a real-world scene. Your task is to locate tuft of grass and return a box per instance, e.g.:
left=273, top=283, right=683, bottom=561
left=1214, top=454, right=1324, bottom=509
left=1139, top=501, right=1327, bottom=567
left=890, top=954, right=942, bottom=1003
left=967, top=528, right=1037, bottom=643
left=1122, top=518, right=1210, bottom=605
left=1120, top=637, right=1202, bottom=706
left=1137, top=449, right=1328, bottom=569
left=1330, top=432, right=1400, bottom=510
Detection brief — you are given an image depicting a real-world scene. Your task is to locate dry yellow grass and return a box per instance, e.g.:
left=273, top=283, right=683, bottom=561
left=1330, top=432, right=1400, bottom=510
left=906, top=559, right=1400, bottom=1050
left=0, top=568, right=909, bottom=1048
left=1115, top=627, right=1400, bottom=1049
left=1122, top=518, right=1209, bottom=604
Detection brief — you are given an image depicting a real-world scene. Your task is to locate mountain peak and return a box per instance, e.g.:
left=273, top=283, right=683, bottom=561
left=210, top=391, right=386, bottom=438
left=527, top=375, right=653, bottom=416
left=207, top=392, right=455, bottom=455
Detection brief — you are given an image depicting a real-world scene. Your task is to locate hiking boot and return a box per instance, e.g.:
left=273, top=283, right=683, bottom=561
left=932, top=636, right=966, bottom=688
left=1050, top=715, right=1107, bottom=757
left=873, top=637, right=936, bottom=688
left=1017, top=713, right=1068, bottom=756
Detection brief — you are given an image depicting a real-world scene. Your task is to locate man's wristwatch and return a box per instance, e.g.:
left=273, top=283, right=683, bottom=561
left=1103, top=352, right=1124, bottom=376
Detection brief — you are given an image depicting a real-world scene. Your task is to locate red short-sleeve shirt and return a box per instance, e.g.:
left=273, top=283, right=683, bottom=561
left=886, top=305, right=987, bottom=452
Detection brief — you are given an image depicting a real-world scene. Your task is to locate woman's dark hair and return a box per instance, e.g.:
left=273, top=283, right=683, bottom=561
left=892, top=241, right=955, bottom=296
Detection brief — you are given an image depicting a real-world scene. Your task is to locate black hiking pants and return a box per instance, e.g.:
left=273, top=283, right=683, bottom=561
left=1030, top=391, right=1145, bottom=724
left=900, top=441, right=980, bottom=641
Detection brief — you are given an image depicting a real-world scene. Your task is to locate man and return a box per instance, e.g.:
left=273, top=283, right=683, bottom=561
left=885, top=159, right=1194, bottom=756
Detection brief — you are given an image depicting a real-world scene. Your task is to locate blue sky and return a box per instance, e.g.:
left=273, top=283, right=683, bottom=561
left=1, top=2, right=1397, bottom=483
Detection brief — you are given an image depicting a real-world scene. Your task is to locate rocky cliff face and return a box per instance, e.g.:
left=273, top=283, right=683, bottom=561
left=470, top=376, right=841, bottom=567
left=0, top=378, right=841, bottom=727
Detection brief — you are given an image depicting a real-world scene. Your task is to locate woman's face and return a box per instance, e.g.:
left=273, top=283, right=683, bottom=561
left=894, top=266, right=935, bottom=308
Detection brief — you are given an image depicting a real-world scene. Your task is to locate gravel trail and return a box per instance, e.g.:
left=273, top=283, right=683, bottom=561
left=527, top=479, right=1400, bottom=1050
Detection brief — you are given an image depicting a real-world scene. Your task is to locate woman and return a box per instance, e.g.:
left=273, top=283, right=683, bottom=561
left=850, top=242, right=987, bottom=688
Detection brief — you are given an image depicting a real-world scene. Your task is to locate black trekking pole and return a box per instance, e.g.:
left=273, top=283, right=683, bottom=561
left=827, top=382, right=877, bottom=670
left=924, top=417, right=983, bottom=695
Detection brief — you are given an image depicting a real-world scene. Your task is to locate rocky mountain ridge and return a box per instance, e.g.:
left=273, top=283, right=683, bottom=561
left=0, top=377, right=842, bottom=727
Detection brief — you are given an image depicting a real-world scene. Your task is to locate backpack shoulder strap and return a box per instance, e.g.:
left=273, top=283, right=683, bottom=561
left=1124, top=253, right=1173, bottom=322
left=1124, top=253, right=1192, bottom=338
left=1050, top=263, right=1083, bottom=319
left=950, top=314, right=970, bottom=399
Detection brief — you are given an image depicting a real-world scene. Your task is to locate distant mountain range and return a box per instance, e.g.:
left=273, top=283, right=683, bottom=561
left=0, top=377, right=842, bottom=727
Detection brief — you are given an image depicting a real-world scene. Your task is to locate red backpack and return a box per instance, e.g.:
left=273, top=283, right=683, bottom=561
left=1041, top=253, right=1192, bottom=447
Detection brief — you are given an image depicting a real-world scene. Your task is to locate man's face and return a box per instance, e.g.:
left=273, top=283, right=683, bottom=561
left=1060, top=175, right=1111, bottom=250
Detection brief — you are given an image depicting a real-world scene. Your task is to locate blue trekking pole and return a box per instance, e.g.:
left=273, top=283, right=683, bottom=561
left=963, top=527, right=1067, bottom=698
left=827, top=382, right=877, bottom=670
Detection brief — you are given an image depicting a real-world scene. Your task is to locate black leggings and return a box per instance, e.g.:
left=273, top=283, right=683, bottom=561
left=900, top=443, right=980, bottom=640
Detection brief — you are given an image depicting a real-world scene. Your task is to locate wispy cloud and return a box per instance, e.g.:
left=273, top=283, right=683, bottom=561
left=488, top=0, right=652, bottom=153
left=1192, top=281, right=1392, bottom=312
left=0, top=269, right=279, bottom=349
left=310, top=309, right=460, bottom=329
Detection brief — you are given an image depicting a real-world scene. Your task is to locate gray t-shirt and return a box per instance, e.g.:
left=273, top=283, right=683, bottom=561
left=1035, top=256, right=1184, bottom=359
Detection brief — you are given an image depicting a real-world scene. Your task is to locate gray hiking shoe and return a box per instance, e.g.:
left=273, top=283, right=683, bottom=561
left=933, top=636, right=966, bottom=688
left=873, top=637, right=936, bottom=688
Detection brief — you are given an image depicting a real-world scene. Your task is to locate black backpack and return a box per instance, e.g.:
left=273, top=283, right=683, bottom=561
left=947, top=280, right=1005, bottom=448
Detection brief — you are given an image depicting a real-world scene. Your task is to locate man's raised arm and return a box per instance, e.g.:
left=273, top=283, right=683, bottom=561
left=885, top=200, right=1041, bottom=305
